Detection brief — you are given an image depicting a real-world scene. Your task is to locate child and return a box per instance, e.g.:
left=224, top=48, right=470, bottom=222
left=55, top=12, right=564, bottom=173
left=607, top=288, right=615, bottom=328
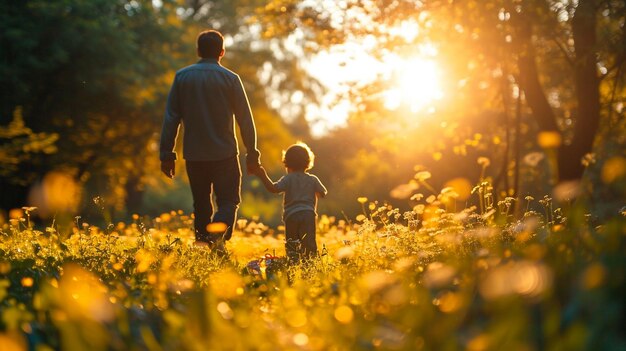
left=253, top=142, right=327, bottom=263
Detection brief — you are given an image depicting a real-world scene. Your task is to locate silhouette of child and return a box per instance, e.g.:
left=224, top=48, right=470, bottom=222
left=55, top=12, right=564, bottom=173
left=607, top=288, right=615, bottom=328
left=253, top=143, right=327, bottom=263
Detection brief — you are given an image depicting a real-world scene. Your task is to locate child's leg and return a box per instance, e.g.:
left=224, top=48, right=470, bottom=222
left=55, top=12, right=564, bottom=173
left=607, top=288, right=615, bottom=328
left=299, top=211, right=318, bottom=259
left=284, top=214, right=303, bottom=263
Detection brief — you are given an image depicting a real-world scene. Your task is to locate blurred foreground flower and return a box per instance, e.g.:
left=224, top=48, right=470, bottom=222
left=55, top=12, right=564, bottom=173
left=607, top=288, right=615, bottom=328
left=0, top=332, right=26, bottom=351
left=553, top=180, right=581, bottom=202
left=479, top=261, right=552, bottom=300
left=206, top=222, right=228, bottom=233
left=601, top=156, right=626, bottom=183
left=537, top=131, right=562, bottom=148
left=209, top=269, right=243, bottom=299
left=443, top=177, right=472, bottom=201
left=423, top=262, right=456, bottom=288
left=334, top=246, right=355, bottom=261
left=360, top=270, right=396, bottom=293
left=59, top=264, right=114, bottom=322
left=390, top=182, right=418, bottom=199
left=28, top=171, right=81, bottom=217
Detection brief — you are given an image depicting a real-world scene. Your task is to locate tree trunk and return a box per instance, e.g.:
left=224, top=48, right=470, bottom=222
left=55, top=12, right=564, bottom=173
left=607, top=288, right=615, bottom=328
left=513, top=2, right=601, bottom=182
left=560, top=0, right=601, bottom=181
left=513, top=14, right=560, bottom=133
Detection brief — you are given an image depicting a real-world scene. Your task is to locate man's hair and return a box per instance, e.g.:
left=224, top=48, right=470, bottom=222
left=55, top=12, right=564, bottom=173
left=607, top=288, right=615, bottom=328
left=197, top=30, right=224, bottom=59
left=283, top=143, right=315, bottom=171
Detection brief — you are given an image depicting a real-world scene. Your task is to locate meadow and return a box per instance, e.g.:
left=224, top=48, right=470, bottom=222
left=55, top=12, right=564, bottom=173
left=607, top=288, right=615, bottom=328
left=1, top=184, right=624, bottom=351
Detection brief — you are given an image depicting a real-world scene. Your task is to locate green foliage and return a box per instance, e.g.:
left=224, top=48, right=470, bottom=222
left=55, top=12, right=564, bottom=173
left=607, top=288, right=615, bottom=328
left=254, top=0, right=626, bottom=200
left=0, top=107, right=58, bottom=186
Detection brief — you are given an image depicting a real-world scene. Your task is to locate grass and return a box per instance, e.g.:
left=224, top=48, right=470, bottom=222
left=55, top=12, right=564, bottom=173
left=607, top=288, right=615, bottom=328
left=0, top=195, right=624, bottom=351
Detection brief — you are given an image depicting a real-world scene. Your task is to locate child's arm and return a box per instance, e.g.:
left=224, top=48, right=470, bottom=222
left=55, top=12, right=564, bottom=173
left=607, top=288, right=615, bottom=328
left=255, top=166, right=281, bottom=193
left=313, top=175, right=327, bottom=199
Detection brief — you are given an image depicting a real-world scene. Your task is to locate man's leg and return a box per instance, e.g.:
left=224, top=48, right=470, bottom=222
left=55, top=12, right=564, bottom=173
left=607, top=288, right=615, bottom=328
left=211, top=156, right=241, bottom=241
left=186, top=161, right=213, bottom=243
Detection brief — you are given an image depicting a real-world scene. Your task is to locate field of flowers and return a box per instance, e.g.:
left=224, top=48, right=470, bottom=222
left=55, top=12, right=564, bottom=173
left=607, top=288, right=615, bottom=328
left=0, top=193, right=624, bottom=350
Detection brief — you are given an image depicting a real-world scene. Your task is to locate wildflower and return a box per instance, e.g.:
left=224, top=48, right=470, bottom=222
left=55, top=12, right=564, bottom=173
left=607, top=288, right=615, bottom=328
left=477, top=157, right=490, bottom=167
left=411, top=193, right=424, bottom=201
left=415, top=171, right=432, bottom=182
left=335, top=246, right=355, bottom=261
left=581, top=153, right=596, bottom=167
left=523, top=152, right=545, bottom=167
left=357, top=197, right=368, bottom=204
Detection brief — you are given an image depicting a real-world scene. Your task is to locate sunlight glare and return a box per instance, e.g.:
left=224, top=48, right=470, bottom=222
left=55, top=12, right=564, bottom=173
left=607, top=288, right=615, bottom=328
left=383, top=56, right=443, bottom=113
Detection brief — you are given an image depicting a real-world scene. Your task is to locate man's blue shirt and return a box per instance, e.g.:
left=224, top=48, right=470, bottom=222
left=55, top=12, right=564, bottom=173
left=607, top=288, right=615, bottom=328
left=159, top=58, right=260, bottom=165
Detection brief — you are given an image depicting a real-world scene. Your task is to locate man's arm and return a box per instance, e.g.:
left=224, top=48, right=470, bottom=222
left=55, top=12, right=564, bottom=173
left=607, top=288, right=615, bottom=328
left=232, top=75, right=261, bottom=173
left=254, top=166, right=281, bottom=194
left=159, top=75, right=181, bottom=178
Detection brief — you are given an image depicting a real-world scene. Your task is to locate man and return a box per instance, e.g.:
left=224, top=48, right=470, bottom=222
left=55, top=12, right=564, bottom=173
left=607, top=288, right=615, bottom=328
left=160, top=30, right=260, bottom=252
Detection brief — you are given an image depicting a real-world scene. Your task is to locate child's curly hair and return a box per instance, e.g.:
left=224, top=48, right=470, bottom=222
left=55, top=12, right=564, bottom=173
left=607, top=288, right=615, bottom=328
left=282, top=142, right=315, bottom=171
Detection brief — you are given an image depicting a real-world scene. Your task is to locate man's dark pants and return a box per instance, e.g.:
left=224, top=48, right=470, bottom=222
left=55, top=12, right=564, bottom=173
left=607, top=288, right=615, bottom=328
left=186, top=156, right=241, bottom=243
left=284, top=210, right=318, bottom=262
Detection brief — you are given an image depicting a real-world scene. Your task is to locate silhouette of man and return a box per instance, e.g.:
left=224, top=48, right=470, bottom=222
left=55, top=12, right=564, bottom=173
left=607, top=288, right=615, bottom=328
left=159, top=30, right=260, bottom=252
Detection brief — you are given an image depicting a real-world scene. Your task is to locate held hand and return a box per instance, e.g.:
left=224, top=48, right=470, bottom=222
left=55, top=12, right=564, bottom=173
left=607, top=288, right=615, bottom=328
left=247, top=162, right=261, bottom=176
left=161, top=160, right=176, bottom=179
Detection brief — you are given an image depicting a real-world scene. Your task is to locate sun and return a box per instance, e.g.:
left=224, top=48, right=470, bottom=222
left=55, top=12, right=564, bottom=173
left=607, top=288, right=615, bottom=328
left=304, top=45, right=444, bottom=135
left=383, top=56, right=443, bottom=112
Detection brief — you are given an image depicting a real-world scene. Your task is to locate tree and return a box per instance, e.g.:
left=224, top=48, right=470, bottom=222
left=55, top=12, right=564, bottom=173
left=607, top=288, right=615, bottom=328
left=255, top=0, right=626, bottom=188
left=0, top=0, right=185, bottom=213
